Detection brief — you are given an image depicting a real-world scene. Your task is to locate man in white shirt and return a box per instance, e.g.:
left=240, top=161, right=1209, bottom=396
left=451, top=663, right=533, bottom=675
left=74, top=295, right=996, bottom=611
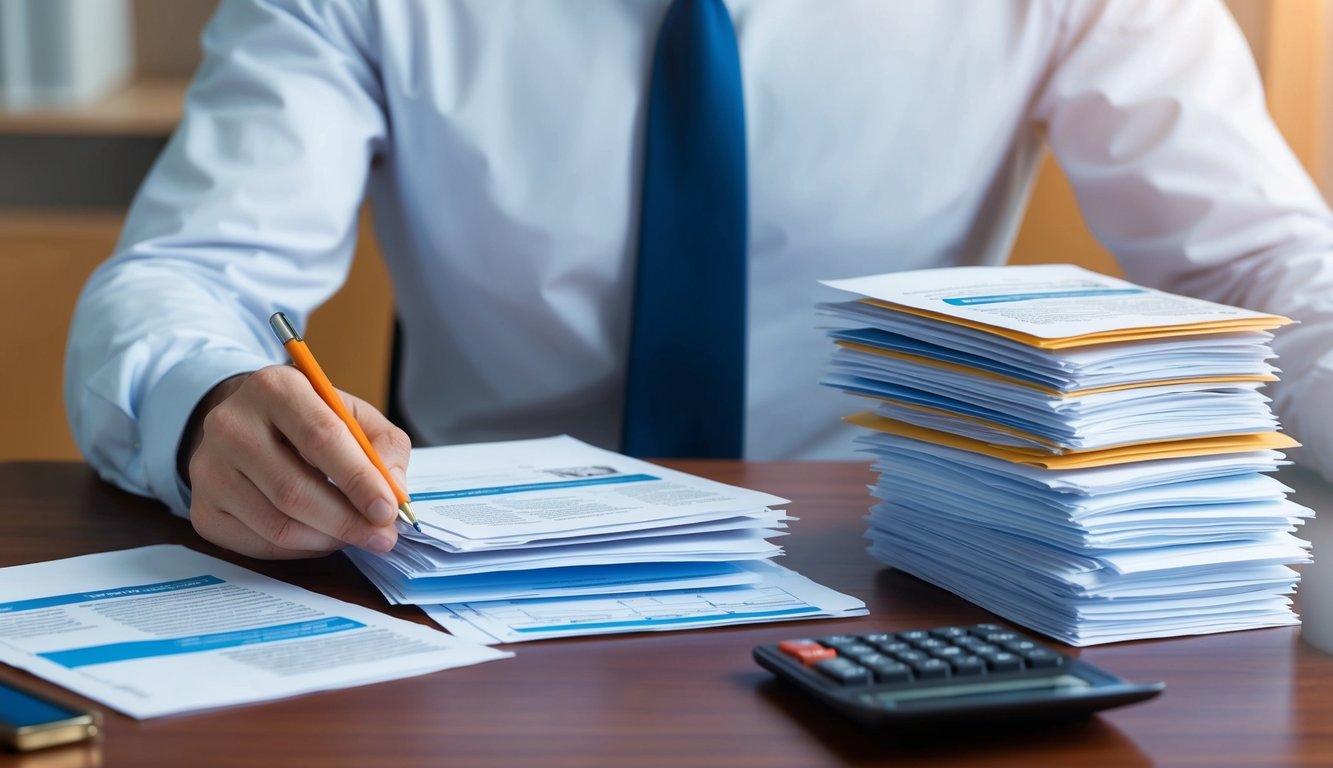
left=65, top=1, right=1333, bottom=559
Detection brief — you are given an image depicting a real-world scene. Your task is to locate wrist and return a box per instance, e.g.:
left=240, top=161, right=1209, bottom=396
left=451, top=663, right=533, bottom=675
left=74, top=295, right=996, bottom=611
left=176, top=372, right=252, bottom=487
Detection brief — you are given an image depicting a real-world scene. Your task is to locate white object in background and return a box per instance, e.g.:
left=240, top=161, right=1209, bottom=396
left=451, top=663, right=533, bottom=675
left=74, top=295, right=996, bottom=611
left=1294, top=467, right=1333, bottom=652
left=0, top=0, right=132, bottom=108
left=0, top=0, right=33, bottom=108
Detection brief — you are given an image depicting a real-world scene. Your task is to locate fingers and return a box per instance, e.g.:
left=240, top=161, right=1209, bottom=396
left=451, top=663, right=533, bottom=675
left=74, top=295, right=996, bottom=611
left=190, top=462, right=345, bottom=559
left=252, top=368, right=401, bottom=528
left=185, top=364, right=405, bottom=559
left=346, top=392, right=412, bottom=495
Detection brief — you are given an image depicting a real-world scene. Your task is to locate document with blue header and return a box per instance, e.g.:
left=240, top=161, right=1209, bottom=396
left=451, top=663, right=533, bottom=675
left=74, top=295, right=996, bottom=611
left=348, top=435, right=799, bottom=605
left=341, top=435, right=865, bottom=637
left=0, top=545, right=511, bottom=718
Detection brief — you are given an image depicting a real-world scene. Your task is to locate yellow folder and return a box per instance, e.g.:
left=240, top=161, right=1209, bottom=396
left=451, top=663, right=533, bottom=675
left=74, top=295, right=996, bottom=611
left=846, top=412, right=1299, bottom=469
left=860, top=299, right=1290, bottom=350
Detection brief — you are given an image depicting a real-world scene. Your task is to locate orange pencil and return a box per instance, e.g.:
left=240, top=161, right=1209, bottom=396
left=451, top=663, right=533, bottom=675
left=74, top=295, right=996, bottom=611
left=269, top=311, right=421, bottom=532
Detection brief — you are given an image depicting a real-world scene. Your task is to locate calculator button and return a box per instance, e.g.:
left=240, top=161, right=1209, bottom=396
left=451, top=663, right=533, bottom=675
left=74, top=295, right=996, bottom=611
left=898, top=630, right=931, bottom=642
left=840, top=642, right=878, bottom=658
left=1022, top=649, right=1064, bottom=669
left=861, top=633, right=893, bottom=644
left=951, top=656, right=987, bottom=676
left=864, top=659, right=913, bottom=683
left=778, top=640, right=837, bottom=666
left=960, top=641, right=999, bottom=655
left=980, top=651, right=1024, bottom=673
left=981, top=631, right=1019, bottom=644
left=893, top=649, right=929, bottom=664
left=875, top=640, right=913, bottom=655
left=814, top=658, right=874, bottom=686
left=855, top=652, right=893, bottom=667
left=820, top=635, right=859, bottom=647
left=909, top=658, right=952, bottom=679
left=930, top=627, right=970, bottom=639
left=915, top=638, right=949, bottom=651
left=972, top=623, right=1006, bottom=633
left=929, top=645, right=964, bottom=660
left=1002, top=639, right=1039, bottom=654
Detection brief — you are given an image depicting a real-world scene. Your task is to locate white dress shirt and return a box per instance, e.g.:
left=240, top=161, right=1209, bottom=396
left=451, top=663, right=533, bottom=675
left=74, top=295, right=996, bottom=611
left=65, top=0, right=1333, bottom=517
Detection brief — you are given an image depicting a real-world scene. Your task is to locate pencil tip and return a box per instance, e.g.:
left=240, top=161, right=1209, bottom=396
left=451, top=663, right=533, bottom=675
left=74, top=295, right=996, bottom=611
left=397, top=501, right=421, bottom=533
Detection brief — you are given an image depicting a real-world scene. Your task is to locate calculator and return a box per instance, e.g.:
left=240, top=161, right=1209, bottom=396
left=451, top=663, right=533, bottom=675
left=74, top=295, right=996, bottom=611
left=753, top=623, right=1164, bottom=726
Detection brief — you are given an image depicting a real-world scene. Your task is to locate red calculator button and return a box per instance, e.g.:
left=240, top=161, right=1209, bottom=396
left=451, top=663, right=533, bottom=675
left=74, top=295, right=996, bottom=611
left=778, top=640, right=837, bottom=666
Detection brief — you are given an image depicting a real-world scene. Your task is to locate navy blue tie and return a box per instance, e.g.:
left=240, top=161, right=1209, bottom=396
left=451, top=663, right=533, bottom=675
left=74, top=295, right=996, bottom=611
left=622, top=0, right=748, bottom=459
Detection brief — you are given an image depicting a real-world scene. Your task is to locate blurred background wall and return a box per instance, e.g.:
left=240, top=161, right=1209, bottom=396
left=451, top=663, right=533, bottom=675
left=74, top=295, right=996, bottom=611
left=1009, top=0, right=1333, bottom=275
left=0, top=0, right=392, bottom=461
left=0, top=0, right=1327, bottom=461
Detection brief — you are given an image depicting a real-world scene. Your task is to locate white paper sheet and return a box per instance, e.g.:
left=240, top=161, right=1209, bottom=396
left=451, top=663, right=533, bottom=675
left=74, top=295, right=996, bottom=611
left=382, top=528, right=785, bottom=576
left=347, top=435, right=796, bottom=606
left=818, top=267, right=1305, bottom=645
left=0, top=546, right=511, bottom=718
left=347, top=549, right=774, bottom=605
left=420, top=562, right=867, bottom=643
left=404, top=435, right=788, bottom=546
left=821, top=264, right=1284, bottom=339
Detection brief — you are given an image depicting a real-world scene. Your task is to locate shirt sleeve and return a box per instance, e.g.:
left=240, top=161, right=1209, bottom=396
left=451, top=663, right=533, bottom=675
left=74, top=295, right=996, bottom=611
left=63, top=0, right=387, bottom=516
left=1033, top=0, right=1333, bottom=481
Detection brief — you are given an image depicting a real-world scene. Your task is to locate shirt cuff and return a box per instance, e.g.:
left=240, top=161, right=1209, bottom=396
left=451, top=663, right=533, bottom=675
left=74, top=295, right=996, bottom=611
left=139, top=348, right=273, bottom=518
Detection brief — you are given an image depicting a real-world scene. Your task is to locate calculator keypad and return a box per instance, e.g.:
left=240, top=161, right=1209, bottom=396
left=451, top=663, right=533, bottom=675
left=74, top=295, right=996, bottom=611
left=778, top=624, right=1064, bottom=686
left=754, top=622, right=1165, bottom=725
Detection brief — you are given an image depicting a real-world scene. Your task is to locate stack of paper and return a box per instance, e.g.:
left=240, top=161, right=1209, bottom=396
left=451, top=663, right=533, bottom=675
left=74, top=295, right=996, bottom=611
left=348, top=436, right=866, bottom=641
left=819, top=264, right=1310, bottom=646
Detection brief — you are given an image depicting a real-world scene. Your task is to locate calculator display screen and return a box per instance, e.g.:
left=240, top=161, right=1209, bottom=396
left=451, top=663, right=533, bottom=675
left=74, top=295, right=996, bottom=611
left=875, top=674, right=1090, bottom=706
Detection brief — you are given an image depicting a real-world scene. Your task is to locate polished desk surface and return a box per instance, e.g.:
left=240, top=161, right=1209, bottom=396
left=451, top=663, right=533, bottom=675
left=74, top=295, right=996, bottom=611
left=3, top=460, right=1333, bottom=768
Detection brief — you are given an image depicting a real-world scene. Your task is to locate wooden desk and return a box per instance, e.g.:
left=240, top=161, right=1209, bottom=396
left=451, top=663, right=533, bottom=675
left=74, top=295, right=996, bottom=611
left=2, top=461, right=1332, bottom=768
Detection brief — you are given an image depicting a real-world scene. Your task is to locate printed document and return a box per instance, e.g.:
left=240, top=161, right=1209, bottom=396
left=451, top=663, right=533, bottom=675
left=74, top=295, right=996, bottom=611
left=421, top=562, right=867, bottom=643
left=343, top=435, right=865, bottom=634
left=347, top=435, right=796, bottom=605
left=401, top=435, right=789, bottom=549
left=0, top=545, right=511, bottom=718
left=821, top=263, right=1289, bottom=344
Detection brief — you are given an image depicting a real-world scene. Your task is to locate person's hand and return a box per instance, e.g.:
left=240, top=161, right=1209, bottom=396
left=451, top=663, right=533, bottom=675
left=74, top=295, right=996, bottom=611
left=179, top=365, right=411, bottom=559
